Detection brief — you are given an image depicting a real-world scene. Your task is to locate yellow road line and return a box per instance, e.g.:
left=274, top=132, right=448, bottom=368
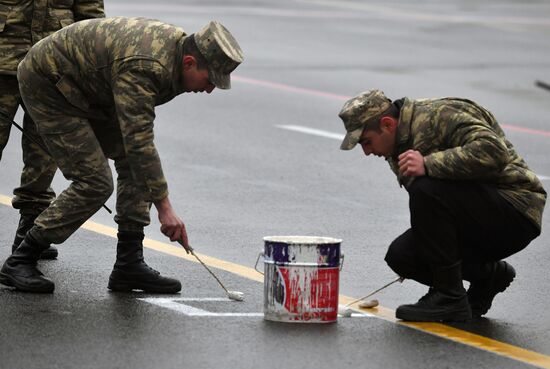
left=1, top=194, right=549, bottom=368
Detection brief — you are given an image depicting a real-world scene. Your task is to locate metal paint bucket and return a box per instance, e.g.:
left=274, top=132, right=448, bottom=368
left=255, top=236, right=343, bottom=323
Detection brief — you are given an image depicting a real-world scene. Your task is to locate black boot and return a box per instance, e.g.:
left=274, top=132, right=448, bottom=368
left=108, top=231, right=181, bottom=293
left=396, top=262, right=472, bottom=322
left=12, top=214, right=58, bottom=260
left=463, top=261, right=515, bottom=318
left=0, top=234, right=55, bottom=293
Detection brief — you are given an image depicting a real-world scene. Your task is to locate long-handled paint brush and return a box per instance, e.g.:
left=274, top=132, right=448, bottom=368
left=177, top=240, right=244, bottom=301
left=339, top=276, right=404, bottom=317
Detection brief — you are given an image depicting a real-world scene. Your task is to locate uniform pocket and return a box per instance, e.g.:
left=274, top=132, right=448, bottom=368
left=55, top=75, right=90, bottom=112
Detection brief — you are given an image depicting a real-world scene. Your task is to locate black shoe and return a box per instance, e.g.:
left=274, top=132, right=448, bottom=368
left=396, top=289, right=471, bottom=322
left=396, top=262, right=471, bottom=322
left=11, top=214, right=58, bottom=260
left=0, top=235, right=55, bottom=293
left=467, top=261, right=515, bottom=318
left=107, top=231, right=181, bottom=294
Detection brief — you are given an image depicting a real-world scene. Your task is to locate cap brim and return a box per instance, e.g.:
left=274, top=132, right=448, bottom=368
left=209, top=69, right=231, bottom=90
left=340, top=127, right=364, bottom=150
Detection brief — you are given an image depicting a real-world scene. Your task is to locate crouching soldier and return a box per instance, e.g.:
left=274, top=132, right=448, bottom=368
left=338, top=90, right=546, bottom=321
left=0, top=17, right=243, bottom=293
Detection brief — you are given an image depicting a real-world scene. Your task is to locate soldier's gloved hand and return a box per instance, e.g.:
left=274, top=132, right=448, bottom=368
left=398, top=149, right=426, bottom=177
left=154, top=196, right=191, bottom=252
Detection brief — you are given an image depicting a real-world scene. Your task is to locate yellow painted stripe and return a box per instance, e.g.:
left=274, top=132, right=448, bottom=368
left=1, top=194, right=549, bottom=368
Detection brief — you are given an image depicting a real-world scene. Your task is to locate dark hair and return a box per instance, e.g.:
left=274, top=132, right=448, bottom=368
left=182, top=34, right=209, bottom=70
left=364, top=103, right=399, bottom=132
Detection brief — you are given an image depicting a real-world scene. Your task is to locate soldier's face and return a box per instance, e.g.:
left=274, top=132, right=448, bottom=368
left=182, top=56, right=216, bottom=93
left=358, top=118, right=397, bottom=158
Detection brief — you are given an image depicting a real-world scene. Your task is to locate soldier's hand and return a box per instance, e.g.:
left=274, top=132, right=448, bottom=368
left=154, top=196, right=191, bottom=252
left=398, top=150, right=426, bottom=177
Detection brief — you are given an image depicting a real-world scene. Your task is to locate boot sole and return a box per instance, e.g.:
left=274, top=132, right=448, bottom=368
left=396, top=307, right=472, bottom=322
left=108, top=280, right=181, bottom=294
left=0, top=272, right=55, bottom=293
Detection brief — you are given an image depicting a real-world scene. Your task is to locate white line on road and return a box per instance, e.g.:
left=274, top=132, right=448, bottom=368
left=277, top=125, right=344, bottom=140
left=277, top=124, right=550, bottom=180
left=139, top=297, right=264, bottom=317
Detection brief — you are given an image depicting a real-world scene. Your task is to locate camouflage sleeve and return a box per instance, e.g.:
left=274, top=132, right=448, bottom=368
left=112, top=60, right=169, bottom=202
left=423, top=110, right=509, bottom=179
left=73, top=0, right=105, bottom=21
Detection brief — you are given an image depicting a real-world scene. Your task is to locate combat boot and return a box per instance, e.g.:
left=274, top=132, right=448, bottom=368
left=0, top=233, right=55, bottom=293
left=12, top=214, right=58, bottom=260
left=396, top=262, right=471, bottom=322
left=463, top=261, right=515, bottom=318
left=108, top=231, right=181, bottom=293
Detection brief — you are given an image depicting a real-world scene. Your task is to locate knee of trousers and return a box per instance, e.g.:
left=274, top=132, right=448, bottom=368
left=384, top=241, right=412, bottom=277
left=84, top=170, right=114, bottom=205
left=407, top=177, right=446, bottom=210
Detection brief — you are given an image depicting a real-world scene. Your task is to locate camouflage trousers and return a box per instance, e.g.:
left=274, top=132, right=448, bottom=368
left=17, top=59, right=151, bottom=245
left=0, top=74, right=56, bottom=215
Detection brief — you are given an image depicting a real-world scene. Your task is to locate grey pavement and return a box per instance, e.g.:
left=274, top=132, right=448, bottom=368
left=1, top=0, right=549, bottom=368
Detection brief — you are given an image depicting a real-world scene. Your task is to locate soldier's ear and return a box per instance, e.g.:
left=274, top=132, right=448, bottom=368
left=182, top=55, right=198, bottom=70
left=380, top=116, right=398, bottom=132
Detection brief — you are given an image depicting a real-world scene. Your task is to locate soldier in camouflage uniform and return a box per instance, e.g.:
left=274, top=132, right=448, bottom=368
left=339, top=90, right=546, bottom=322
left=0, top=17, right=244, bottom=293
left=0, top=0, right=105, bottom=260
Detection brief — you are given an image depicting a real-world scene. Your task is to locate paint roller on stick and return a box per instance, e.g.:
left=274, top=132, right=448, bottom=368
left=339, top=276, right=404, bottom=317
left=177, top=239, right=244, bottom=301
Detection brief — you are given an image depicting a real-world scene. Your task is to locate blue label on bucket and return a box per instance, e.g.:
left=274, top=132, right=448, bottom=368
left=264, top=241, right=340, bottom=267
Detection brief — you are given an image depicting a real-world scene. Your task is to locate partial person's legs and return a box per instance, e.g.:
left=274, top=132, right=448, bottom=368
left=106, top=155, right=181, bottom=293
left=0, top=75, right=19, bottom=160
left=11, top=107, right=57, bottom=258
left=0, top=75, right=58, bottom=259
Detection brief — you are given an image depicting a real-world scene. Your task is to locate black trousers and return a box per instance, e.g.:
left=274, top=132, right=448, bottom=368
left=384, top=177, right=540, bottom=286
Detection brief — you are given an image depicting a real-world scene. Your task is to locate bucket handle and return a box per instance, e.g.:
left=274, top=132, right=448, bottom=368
left=255, top=252, right=345, bottom=273
left=254, top=251, right=264, bottom=275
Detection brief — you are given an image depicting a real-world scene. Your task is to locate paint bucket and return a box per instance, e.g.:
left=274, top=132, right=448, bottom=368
left=255, top=236, right=343, bottom=323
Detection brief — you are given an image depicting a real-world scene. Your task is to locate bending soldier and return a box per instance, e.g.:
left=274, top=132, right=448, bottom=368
left=0, top=17, right=243, bottom=293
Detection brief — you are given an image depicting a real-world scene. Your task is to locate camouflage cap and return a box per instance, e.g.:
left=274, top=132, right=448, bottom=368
left=194, top=21, right=244, bottom=90
left=338, top=89, right=392, bottom=150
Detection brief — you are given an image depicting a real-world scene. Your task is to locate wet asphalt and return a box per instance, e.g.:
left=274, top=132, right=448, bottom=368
left=1, top=0, right=550, bottom=368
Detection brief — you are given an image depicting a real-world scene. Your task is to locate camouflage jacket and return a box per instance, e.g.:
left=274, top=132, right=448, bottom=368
left=25, top=17, right=190, bottom=202
left=388, top=97, right=546, bottom=230
left=0, top=0, right=104, bottom=75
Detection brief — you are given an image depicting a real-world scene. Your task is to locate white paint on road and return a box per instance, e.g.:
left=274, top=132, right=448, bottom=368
left=277, top=125, right=344, bottom=140
left=277, top=125, right=550, bottom=181
left=139, top=297, right=372, bottom=318
left=139, top=297, right=263, bottom=317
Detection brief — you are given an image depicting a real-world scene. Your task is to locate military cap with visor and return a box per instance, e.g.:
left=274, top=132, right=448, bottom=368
left=193, top=21, right=244, bottom=90
left=339, top=89, right=392, bottom=150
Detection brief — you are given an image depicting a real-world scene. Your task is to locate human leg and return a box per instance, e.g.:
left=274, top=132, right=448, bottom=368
left=106, top=155, right=180, bottom=293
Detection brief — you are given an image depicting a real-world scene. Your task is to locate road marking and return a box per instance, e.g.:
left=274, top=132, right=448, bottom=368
left=234, top=76, right=550, bottom=139
left=277, top=124, right=550, bottom=181
left=277, top=125, right=344, bottom=140
left=140, top=297, right=372, bottom=318
left=2, top=198, right=550, bottom=367
left=139, top=297, right=264, bottom=317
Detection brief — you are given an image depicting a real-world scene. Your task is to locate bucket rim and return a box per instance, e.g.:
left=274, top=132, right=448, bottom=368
left=263, top=235, right=342, bottom=244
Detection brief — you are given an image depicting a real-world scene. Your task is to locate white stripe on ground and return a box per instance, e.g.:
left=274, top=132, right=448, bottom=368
left=277, top=124, right=550, bottom=180
left=139, top=297, right=264, bottom=317
left=277, top=125, right=344, bottom=140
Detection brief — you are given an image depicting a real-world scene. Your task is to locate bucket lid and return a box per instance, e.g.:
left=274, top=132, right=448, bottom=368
left=263, top=236, right=342, bottom=244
